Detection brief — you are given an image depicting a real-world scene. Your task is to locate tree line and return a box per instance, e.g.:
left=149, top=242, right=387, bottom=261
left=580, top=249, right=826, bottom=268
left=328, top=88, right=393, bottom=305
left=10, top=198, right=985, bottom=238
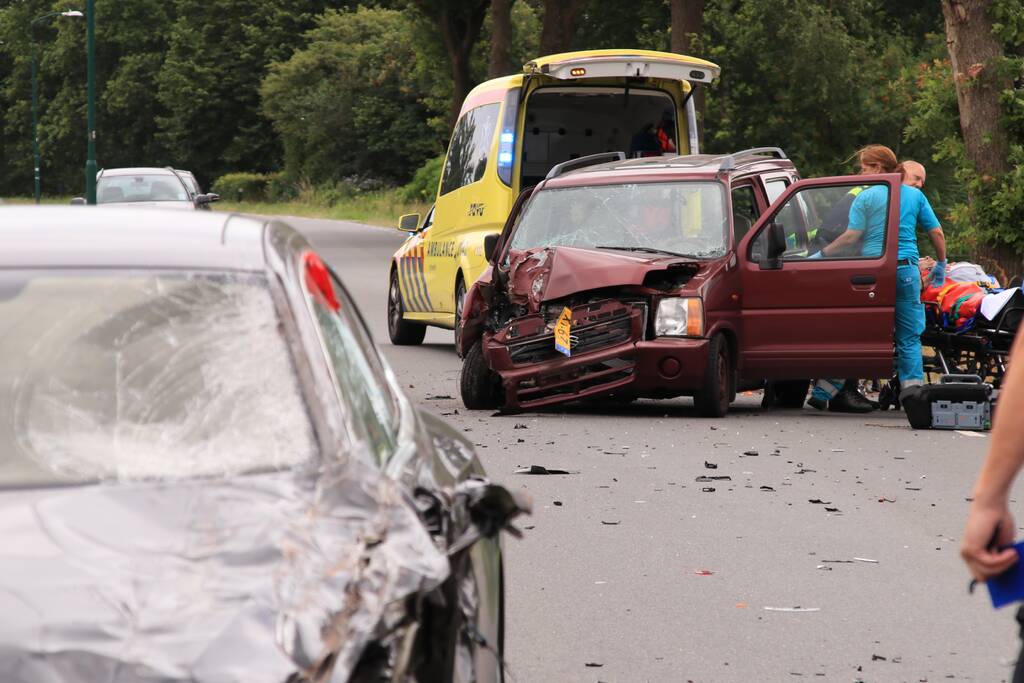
left=0, top=0, right=1021, bottom=273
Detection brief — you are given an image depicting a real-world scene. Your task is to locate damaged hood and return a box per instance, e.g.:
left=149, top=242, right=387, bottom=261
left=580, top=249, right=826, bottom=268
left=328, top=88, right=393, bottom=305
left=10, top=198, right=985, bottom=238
left=0, top=458, right=449, bottom=683
left=505, top=246, right=701, bottom=309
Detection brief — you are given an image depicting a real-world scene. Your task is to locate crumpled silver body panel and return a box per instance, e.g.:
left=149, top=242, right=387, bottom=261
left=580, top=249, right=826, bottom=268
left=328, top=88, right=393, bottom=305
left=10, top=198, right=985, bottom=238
left=0, top=456, right=449, bottom=682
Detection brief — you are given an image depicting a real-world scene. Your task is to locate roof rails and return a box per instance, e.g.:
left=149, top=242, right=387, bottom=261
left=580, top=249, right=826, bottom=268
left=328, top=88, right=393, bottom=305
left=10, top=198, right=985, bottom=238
left=546, top=151, right=626, bottom=180
left=717, top=147, right=788, bottom=172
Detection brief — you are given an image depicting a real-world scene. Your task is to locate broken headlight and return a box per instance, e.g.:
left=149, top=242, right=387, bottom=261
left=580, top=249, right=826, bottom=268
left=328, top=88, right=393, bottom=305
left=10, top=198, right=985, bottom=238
left=654, top=297, right=704, bottom=337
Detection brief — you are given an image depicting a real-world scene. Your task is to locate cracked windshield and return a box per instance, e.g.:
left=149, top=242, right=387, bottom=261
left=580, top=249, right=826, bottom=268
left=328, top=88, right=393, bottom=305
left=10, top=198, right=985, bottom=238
left=0, top=271, right=316, bottom=486
left=507, top=181, right=727, bottom=258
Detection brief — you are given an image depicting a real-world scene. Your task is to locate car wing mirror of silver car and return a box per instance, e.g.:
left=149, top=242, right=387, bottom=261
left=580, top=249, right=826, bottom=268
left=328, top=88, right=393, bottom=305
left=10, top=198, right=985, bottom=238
left=423, top=478, right=532, bottom=556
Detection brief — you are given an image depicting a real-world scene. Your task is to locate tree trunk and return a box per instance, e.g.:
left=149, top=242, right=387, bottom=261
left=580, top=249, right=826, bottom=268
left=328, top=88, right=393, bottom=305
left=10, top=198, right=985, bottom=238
left=669, top=0, right=706, bottom=149
left=417, top=0, right=490, bottom=127
left=941, top=0, right=1011, bottom=178
left=488, top=0, right=515, bottom=78
left=539, top=0, right=589, bottom=55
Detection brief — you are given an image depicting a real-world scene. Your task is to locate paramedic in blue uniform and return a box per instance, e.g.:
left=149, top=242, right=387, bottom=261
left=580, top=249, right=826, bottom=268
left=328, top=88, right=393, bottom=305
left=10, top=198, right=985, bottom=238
left=961, top=328, right=1024, bottom=682
left=810, top=145, right=947, bottom=393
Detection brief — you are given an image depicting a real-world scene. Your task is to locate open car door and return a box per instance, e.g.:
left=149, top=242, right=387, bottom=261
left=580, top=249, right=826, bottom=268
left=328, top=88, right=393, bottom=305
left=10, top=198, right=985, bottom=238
left=735, top=173, right=902, bottom=380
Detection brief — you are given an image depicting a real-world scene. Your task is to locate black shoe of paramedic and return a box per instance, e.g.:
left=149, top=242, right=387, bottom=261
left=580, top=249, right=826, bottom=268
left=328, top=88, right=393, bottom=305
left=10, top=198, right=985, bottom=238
left=828, top=389, right=876, bottom=413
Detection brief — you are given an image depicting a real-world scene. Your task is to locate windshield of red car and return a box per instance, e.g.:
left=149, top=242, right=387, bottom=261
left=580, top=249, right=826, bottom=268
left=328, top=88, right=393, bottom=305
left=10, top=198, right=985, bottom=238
left=0, top=270, right=318, bottom=486
left=506, top=181, right=728, bottom=259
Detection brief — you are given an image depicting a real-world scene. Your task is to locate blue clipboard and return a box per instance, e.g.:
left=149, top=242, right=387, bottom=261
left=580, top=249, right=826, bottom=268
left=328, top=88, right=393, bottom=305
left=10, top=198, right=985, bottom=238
left=987, top=541, right=1024, bottom=608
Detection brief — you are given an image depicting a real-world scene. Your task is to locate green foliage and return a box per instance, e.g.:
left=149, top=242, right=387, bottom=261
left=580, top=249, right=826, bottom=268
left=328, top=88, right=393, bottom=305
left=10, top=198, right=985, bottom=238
left=702, top=0, right=928, bottom=177
left=211, top=172, right=271, bottom=201
left=902, top=0, right=1024, bottom=268
left=398, top=155, right=444, bottom=202
left=261, top=7, right=440, bottom=185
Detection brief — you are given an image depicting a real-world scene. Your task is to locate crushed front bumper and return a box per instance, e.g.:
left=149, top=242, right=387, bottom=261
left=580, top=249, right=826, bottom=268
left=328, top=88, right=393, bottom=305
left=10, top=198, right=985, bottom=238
left=483, top=299, right=711, bottom=410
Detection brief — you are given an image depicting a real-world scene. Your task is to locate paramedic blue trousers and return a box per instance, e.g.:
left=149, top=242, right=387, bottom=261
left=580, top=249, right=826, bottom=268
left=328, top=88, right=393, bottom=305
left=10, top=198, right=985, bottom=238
left=896, top=263, right=926, bottom=385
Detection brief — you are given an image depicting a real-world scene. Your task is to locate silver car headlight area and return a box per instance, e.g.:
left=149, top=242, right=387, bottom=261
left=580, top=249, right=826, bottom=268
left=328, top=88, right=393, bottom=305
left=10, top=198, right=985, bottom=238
left=654, top=297, right=705, bottom=337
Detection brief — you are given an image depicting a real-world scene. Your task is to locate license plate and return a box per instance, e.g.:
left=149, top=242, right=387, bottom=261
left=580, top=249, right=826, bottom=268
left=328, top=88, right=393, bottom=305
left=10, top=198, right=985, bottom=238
left=554, top=306, right=572, bottom=356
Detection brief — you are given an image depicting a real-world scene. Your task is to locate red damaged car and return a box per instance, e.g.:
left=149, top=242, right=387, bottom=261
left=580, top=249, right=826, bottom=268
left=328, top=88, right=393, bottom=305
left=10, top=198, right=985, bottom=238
left=456, top=148, right=905, bottom=416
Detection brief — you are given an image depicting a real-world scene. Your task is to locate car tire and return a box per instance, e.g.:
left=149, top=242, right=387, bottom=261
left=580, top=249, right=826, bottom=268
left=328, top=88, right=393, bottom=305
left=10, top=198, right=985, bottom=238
left=694, top=334, right=732, bottom=418
left=773, top=380, right=810, bottom=408
left=388, top=269, right=426, bottom=346
left=454, top=276, right=466, bottom=354
left=461, top=341, right=504, bottom=410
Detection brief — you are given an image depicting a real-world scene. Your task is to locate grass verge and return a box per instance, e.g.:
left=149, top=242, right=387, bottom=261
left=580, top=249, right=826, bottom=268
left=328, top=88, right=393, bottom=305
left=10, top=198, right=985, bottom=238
left=215, top=189, right=428, bottom=227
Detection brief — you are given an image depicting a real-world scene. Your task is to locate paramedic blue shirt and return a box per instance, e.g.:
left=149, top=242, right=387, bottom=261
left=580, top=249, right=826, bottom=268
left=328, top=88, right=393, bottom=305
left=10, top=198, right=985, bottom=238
left=847, top=184, right=941, bottom=259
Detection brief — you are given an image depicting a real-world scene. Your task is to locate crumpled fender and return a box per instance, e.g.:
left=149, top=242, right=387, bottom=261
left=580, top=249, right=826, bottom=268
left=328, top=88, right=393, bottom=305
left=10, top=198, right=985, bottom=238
left=458, top=269, right=494, bottom=357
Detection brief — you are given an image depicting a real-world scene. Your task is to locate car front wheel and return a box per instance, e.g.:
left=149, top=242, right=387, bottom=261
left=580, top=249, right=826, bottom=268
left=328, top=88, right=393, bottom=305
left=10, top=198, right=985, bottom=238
left=460, top=341, right=504, bottom=410
left=388, top=269, right=426, bottom=345
left=694, top=334, right=732, bottom=417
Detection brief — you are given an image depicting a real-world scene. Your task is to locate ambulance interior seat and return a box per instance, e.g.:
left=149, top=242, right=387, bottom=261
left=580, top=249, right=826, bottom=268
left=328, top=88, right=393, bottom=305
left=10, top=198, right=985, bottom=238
left=520, top=87, right=676, bottom=187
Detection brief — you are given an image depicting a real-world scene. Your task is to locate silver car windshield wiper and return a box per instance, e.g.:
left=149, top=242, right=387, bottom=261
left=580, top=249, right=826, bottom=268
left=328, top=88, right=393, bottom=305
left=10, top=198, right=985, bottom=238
left=595, top=245, right=691, bottom=258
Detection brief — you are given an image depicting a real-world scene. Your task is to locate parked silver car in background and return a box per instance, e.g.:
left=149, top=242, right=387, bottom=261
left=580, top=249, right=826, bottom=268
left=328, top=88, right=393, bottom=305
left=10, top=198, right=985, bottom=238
left=77, top=167, right=219, bottom=210
left=0, top=207, right=527, bottom=682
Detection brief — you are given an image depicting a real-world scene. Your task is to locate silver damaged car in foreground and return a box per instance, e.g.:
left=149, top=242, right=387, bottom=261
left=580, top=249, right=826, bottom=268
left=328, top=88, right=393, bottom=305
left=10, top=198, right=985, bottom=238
left=0, top=207, right=529, bottom=683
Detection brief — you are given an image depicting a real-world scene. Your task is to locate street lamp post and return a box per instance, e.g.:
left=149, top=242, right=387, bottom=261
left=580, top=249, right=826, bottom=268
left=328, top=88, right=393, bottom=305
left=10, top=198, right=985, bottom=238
left=85, top=0, right=96, bottom=205
left=29, top=9, right=82, bottom=205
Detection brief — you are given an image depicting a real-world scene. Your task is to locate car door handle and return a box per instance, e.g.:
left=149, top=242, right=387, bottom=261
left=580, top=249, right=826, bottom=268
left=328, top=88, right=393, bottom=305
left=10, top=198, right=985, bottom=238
left=850, top=275, right=876, bottom=285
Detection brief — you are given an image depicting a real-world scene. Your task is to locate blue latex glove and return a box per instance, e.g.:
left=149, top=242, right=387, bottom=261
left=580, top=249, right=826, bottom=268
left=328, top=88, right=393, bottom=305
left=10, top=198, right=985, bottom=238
left=808, top=251, right=823, bottom=260
left=932, top=260, right=947, bottom=287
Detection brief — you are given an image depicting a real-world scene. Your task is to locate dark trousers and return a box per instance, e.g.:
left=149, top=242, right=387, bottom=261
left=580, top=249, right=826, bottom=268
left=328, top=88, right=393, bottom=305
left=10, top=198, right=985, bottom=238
left=1014, top=606, right=1024, bottom=683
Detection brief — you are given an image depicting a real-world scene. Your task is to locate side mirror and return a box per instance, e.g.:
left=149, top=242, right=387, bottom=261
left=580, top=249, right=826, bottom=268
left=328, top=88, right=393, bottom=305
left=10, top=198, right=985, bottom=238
left=205, top=193, right=220, bottom=203
left=70, top=197, right=87, bottom=205
left=760, top=221, right=786, bottom=270
left=483, top=233, right=500, bottom=263
left=398, top=213, right=420, bottom=232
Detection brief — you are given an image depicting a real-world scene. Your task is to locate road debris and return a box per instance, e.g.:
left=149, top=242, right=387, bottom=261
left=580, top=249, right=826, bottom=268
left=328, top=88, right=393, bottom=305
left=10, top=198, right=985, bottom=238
left=585, top=662, right=604, bottom=668
left=694, top=569, right=714, bottom=576
left=552, top=501, right=563, bottom=507
left=764, top=606, right=820, bottom=612
left=704, top=461, right=718, bottom=469
left=601, top=520, right=620, bottom=525
left=743, top=450, right=759, bottom=456
left=808, top=499, right=832, bottom=505
left=760, top=486, right=775, bottom=492
left=426, top=394, right=453, bottom=400
left=853, top=557, right=879, bottom=563
left=515, top=465, right=578, bottom=475
left=514, top=423, right=529, bottom=429
left=702, top=487, right=716, bottom=492
left=878, top=497, right=896, bottom=503
left=825, top=507, right=841, bottom=512
left=696, top=475, right=732, bottom=482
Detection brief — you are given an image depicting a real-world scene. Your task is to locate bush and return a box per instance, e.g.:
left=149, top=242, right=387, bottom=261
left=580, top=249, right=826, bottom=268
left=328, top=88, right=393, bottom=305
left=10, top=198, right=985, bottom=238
left=266, top=172, right=298, bottom=202
left=398, top=155, right=443, bottom=203
left=212, top=172, right=270, bottom=202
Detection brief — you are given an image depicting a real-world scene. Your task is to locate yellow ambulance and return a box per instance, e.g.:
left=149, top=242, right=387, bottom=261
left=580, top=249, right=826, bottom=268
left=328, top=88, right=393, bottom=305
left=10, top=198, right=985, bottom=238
left=387, top=49, right=720, bottom=348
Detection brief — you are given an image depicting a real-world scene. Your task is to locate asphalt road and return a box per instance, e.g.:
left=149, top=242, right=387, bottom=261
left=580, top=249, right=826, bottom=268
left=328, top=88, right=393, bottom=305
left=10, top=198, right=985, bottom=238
left=288, top=214, right=1016, bottom=682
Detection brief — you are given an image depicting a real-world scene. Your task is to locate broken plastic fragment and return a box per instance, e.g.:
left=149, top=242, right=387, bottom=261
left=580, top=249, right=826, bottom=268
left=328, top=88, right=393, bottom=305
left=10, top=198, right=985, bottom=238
left=704, top=461, right=718, bottom=469
left=853, top=557, right=879, bottom=563
left=515, top=465, right=577, bottom=475
left=764, top=606, right=821, bottom=612
left=743, top=450, right=759, bottom=456
left=808, top=499, right=832, bottom=505
left=694, top=569, right=714, bottom=576
left=696, top=475, right=731, bottom=482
